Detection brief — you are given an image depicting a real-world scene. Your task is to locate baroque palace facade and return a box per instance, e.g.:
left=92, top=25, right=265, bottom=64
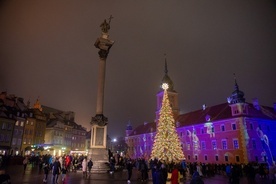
left=125, top=64, right=276, bottom=165
left=0, top=92, right=87, bottom=156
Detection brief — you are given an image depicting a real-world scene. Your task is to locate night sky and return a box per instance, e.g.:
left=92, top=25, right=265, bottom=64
left=1, top=0, right=275, bottom=139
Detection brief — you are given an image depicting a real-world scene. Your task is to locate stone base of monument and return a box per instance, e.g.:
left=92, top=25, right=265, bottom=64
left=88, top=148, right=110, bottom=173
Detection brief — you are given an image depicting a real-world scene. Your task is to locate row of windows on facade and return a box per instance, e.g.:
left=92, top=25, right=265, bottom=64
left=53, top=130, right=86, bottom=136
left=128, top=138, right=266, bottom=152
left=52, top=138, right=85, bottom=147
left=23, top=138, right=43, bottom=144
left=127, top=122, right=273, bottom=143
left=130, top=139, right=239, bottom=150
left=23, top=129, right=43, bottom=137
left=2, top=120, right=42, bottom=128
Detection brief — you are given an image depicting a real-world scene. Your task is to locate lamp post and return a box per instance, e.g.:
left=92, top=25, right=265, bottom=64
left=112, top=138, right=117, bottom=153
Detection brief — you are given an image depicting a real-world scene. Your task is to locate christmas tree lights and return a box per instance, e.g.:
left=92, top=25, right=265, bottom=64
left=150, top=83, right=185, bottom=163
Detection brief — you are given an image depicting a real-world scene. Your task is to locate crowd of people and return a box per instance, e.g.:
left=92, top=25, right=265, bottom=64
left=1, top=153, right=276, bottom=184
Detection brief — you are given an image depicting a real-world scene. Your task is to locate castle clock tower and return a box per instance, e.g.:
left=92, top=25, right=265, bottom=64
left=156, top=59, right=179, bottom=122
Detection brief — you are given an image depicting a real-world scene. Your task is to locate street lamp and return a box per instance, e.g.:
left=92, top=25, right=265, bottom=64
left=112, top=138, right=117, bottom=152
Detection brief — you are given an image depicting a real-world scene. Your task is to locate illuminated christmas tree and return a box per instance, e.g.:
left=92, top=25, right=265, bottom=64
left=151, top=83, right=185, bottom=163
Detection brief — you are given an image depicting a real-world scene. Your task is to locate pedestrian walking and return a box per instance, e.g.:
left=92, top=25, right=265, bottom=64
left=109, top=156, right=115, bottom=174
left=139, top=159, right=148, bottom=182
left=160, top=163, right=168, bottom=184
left=82, top=158, right=87, bottom=178
left=43, top=163, right=50, bottom=183
left=23, top=157, right=28, bottom=173
left=190, top=171, right=204, bottom=184
left=126, top=159, right=134, bottom=183
left=87, top=159, right=93, bottom=177
left=171, top=164, right=179, bottom=184
left=231, top=165, right=240, bottom=184
left=52, top=158, right=61, bottom=184
left=61, top=165, right=67, bottom=182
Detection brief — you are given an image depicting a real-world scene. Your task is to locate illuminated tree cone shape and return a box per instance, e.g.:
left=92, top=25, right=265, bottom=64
left=151, top=84, right=185, bottom=163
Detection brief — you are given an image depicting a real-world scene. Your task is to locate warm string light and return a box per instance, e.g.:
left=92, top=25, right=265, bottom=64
left=151, top=84, right=185, bottom=163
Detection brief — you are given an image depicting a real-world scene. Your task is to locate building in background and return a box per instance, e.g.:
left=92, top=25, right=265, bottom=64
left=43, top=106, right=87, bottom=156
left=22, top=99, right=47, bottom=155
left=125, top=64, right=276, bottom=165
left=0, top=92, right=25, bottom=155
left=0, top=92, right=87, bottom=157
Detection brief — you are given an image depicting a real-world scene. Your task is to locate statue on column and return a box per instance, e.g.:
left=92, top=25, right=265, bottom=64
left=94, top=16, right=115, bottom=59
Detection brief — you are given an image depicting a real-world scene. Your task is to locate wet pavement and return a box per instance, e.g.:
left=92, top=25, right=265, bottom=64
left=5, top=164, right=272, bottom=184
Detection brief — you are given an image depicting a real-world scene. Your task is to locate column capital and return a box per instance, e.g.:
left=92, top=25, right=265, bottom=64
left=91, top=114, right=108, bottom=126
left=94, top=37, right=114, bottom=59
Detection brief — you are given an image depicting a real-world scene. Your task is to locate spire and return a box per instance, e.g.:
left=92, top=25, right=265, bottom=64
left=161, top=54, right=174, bottom=91
left=164, top=54, right=168, bottom=75
left=228, top=74, right=245, bottom=104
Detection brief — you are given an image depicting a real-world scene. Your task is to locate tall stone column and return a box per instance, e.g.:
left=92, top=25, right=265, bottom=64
left=88, top=16, right=114, bottom=173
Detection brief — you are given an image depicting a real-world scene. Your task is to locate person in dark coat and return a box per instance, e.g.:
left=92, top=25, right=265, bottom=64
left=160, top=163, right=168, bottom=184
left=139, top=159, right=148, bottom=182
left=190, top=171, right=204, bottom=184
left=231, top=165, right=240, bottom=184
left=87, top=159, right=93, bottom=177
left=43, top=163, right=50, bottom=183
left=126, top=159, right=134, bottom=183
left=52, top=158, right=61, bottom=184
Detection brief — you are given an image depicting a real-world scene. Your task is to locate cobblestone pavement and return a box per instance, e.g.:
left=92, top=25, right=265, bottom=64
left=5, top=164, right=272, bottom=184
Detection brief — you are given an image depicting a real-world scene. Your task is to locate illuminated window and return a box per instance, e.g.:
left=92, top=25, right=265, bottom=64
left=212, top=140, right=217, bottom=150
left=187, top=142, right=191, bottom=150
left=222, top=140, right=227, bottom=149
left=12, top=138, right=16, bottom=145
left=2, top=123, right=6, bottom=130
left=236, top=156, right=240, bottom=162
left=17, top=138, right=22, bottom=145
left=225, top=155, right=229, bottom=162
left=221, top=125, right=225, bottom=131
left=201, top=141, right=206, bottom=150
left=252, top=139, right=256, bottom=149
left=233, top=139, right=239, bottom=149
left=21, top=121, right=24, bottom=126
left=16, top=121, right=19, bottom=126
left=250, top=123, right=253, bottom=130
left=232, top=123, right=236, bottom=130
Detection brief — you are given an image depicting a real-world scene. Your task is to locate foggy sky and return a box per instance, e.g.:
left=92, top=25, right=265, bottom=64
left=1, top=0, right=275, bottom=138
